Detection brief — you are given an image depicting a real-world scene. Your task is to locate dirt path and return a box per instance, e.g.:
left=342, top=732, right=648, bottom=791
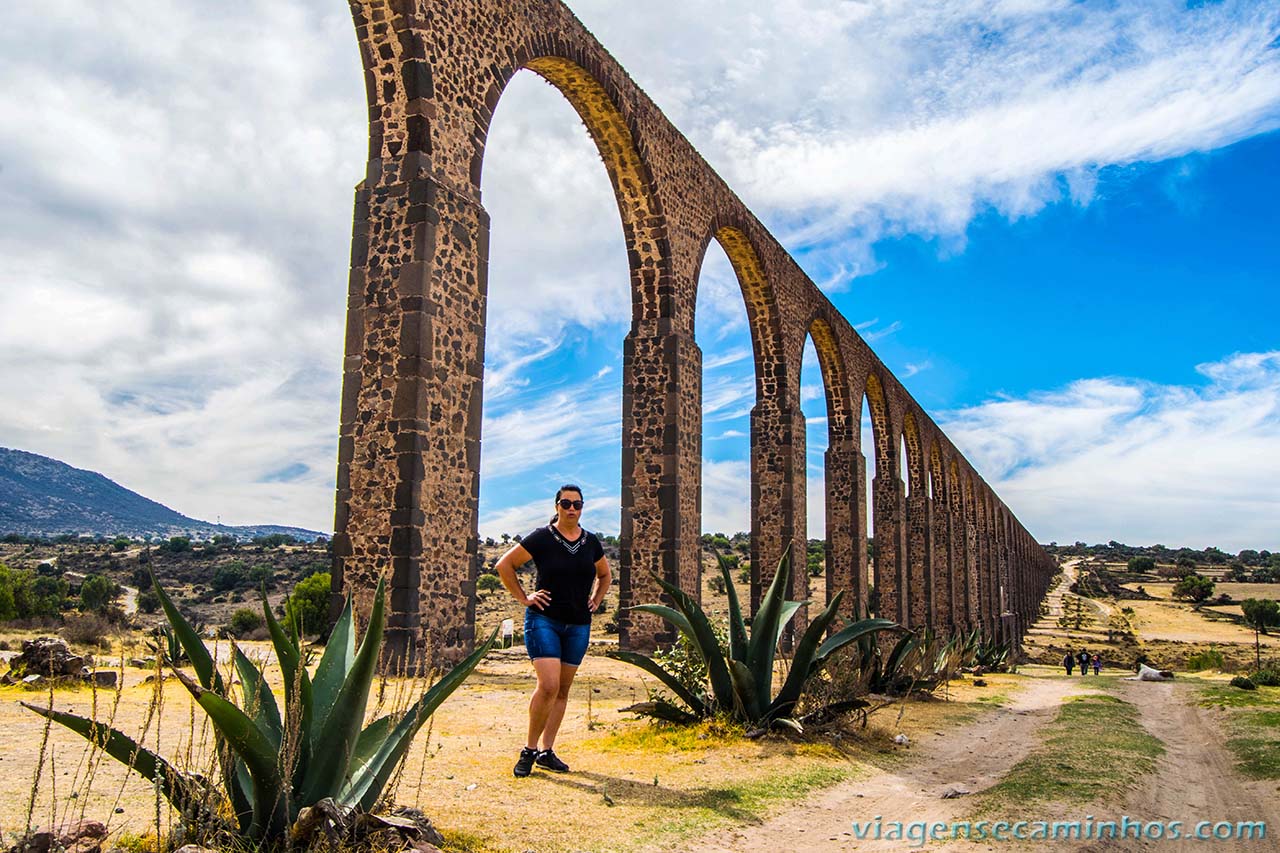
left=1092, top=678, right=1278, bottom=852
left=679, top=674, right=1097, bottom=853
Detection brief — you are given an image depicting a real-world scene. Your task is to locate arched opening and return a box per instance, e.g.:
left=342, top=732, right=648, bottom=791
left=862, top=372, right=892, bottom=618
left=693, top=225, right=791, bottom=613
left=694, top=236, right=754, bottom=598
left=801, top=336, right=827, bottom=597
left=799, top=317, right=856, bottom=615
left=476, top=71, right=631, bottom=546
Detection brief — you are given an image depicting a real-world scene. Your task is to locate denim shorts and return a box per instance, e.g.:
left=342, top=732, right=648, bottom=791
left=524, top=609, right=591, bottom=666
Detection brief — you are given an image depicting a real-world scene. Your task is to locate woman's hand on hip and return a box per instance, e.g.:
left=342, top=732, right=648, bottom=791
left=525, top=589, right=552, bottom=610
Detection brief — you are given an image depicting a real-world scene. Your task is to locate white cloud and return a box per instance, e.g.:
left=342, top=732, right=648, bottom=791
left=1, top=0, right=1276, bottom=539
left=700, top=459, right=752, bottom=536
left=941, top=352, right=1280, bottom=551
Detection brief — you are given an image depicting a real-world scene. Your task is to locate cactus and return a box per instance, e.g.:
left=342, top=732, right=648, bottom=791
left=24, top=575, right=497, bottom=842
left=611, top=548, right=896, bottom=729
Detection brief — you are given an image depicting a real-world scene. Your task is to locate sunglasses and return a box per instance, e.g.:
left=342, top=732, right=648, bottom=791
left=557, top=499, right=585, bottom=510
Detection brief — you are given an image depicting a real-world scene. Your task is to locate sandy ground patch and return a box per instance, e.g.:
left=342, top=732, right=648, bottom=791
left=675, top=669, right=1090, bottom=853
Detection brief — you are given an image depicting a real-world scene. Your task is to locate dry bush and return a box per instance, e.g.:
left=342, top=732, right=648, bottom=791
left=60, top=613, right=115, bottom=649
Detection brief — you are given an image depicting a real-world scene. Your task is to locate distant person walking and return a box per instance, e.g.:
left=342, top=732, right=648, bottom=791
left=1077, top=650, right=1090, bottom=675
left=1092, top=653, right=1102, bottom=675
left=496, top=484, right=611, bottom=778
left=1063, top=652, right=1074, bottom=676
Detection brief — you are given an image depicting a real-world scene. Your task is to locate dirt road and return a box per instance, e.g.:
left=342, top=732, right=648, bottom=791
left=679, top=671, right=1275, bottom=852
left=681, top=674, right=1097, bottom=852
left=679, top=561, right=1276, bottom=852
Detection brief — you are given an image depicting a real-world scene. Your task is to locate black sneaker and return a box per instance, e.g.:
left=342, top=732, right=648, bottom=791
left=535, top=748, right=570, bottom=773
left=513, top=747, right=538, bottom=778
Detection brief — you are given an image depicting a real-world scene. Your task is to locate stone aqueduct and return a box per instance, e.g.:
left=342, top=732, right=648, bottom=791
left=331, top=0, right=1056, bottom=667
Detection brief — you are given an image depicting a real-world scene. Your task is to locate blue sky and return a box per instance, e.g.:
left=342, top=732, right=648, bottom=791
left=1, top=1, right=1277, bottom=550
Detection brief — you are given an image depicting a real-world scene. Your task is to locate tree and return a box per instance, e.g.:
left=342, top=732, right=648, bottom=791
left=1127, top=556, right=1156, bottom=573
left=227, top=606, right=265, bottom=638
left=111, top=536, right=132, bottom=552
left=137, top=589, right=161, bottom=614
left=248, top=563, right=275, bottom=589
left=1241, top=599, right=1280, bottom=672
left=0, top=563, right=17, bottom=621
left=284, top=571, right=332, bottom=636
left=79, top=574, right=119, bottom=613
left=1172, top=573, right=1214, bottom=604
left=211, top=561, right=247, bottom=592
left=161, top=536, right=191, bottom=553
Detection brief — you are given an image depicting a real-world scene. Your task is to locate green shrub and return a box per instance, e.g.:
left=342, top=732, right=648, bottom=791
left=211, top=561, right=247, bottom=592
left=284, top=571, right=331, bottom=636
left=4, top=567, right=69, bottom=619
left=1253, top=669, right=1280, bottom=687
left=1172, top=573, right=1215, bottom=603
left=137, top=589, right=161, bottom=614
left=248, top=563, right=275, bottom=589
left=79, top=574, right=119, bottom=612
left=1127, top=556, right=1156, bottom=573
left=1230, top=675, right=1257, bottom=691
left=1186, top=647, right=1226, bottom=672
left=228, top=607, right=265, bottom=638
left=476, top=573, right=502, bottom=593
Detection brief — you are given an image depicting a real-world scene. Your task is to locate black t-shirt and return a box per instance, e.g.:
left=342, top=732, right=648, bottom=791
left=521, top=524, right=604, bottom=625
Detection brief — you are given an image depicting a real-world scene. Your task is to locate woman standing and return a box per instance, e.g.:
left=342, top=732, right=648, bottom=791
left=496, top=484, right=611, bottom=777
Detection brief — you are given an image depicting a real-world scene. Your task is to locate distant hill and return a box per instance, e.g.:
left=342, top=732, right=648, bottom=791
left=0, top=447, right=325, bottom=541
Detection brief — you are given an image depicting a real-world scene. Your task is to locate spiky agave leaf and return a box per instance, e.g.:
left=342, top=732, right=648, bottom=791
left=653, top=575, right=737, bottom=712
left=232, top=643, right=282, bottom=750
left=618, top=700, right=699, bottom=724
left=768, top=591, right=848, bottom=720
left=151, top=571, right=223, bottom=693
left=308, top=593, right=356, bottom=745
left=606, top=650, right=711, bottom=717
left=717, top=554, right=748, bottom=663
left=338, top=625, right=500, bottom=812
left=261, top=589, right=313, bottom=792
left=745, top=546, right=795, bottom=713
left=21, top=702, right=216, bottom=822
left=813, top=617, right=899, bottom=670
left=627, top=603, right=696, bottom=642
left=172, top=669, right=287, bottom=840
left=297, top=578, right=385, bottom=804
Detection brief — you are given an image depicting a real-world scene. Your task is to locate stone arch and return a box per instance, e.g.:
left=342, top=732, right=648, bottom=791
left=475, top=53, right=671, bottom=323
left=690, top=222, right=801, bottom=614
left=863, top=372, right=905, bottom=622
left=862, top=371, right=892, bottom=471
left=961, top=468, right=980, bottom=631
left=901, top=411, right=930, bottom=628
left=928, top=439, right=952, bottom=631
left=337, top=0, right=1058, bottom=662
left=695, top=223, right=786, bottom=398
left=805, top=313, right=863, bottom=618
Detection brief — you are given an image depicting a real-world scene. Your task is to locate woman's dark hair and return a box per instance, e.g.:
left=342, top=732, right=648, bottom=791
left=550, top=483, right=583, bottom=523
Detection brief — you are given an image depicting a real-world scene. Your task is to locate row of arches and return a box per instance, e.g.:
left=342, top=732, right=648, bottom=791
left=333, top=0, right=1056, bottom=664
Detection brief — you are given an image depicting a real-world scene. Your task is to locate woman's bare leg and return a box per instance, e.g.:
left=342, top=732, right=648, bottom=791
left=526, top=657, right=562, bottom=749
left=539, top=662, right=578, bottom=750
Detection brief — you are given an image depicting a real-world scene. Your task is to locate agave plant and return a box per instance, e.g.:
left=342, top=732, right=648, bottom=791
left=856, top=630, right=917, bottom=694
left=610, top=548, right=896, bottom=729
left=146, top=621, right=199, bottom=665
left=24, top=575, right=497, bottom=842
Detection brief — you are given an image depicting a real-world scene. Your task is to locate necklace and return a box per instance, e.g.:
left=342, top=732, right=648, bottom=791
left=548, top=524, right=587, bottom=555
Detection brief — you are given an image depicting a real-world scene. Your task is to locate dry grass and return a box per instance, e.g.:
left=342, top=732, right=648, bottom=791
left=0, top=636, right=1010, bottom=853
